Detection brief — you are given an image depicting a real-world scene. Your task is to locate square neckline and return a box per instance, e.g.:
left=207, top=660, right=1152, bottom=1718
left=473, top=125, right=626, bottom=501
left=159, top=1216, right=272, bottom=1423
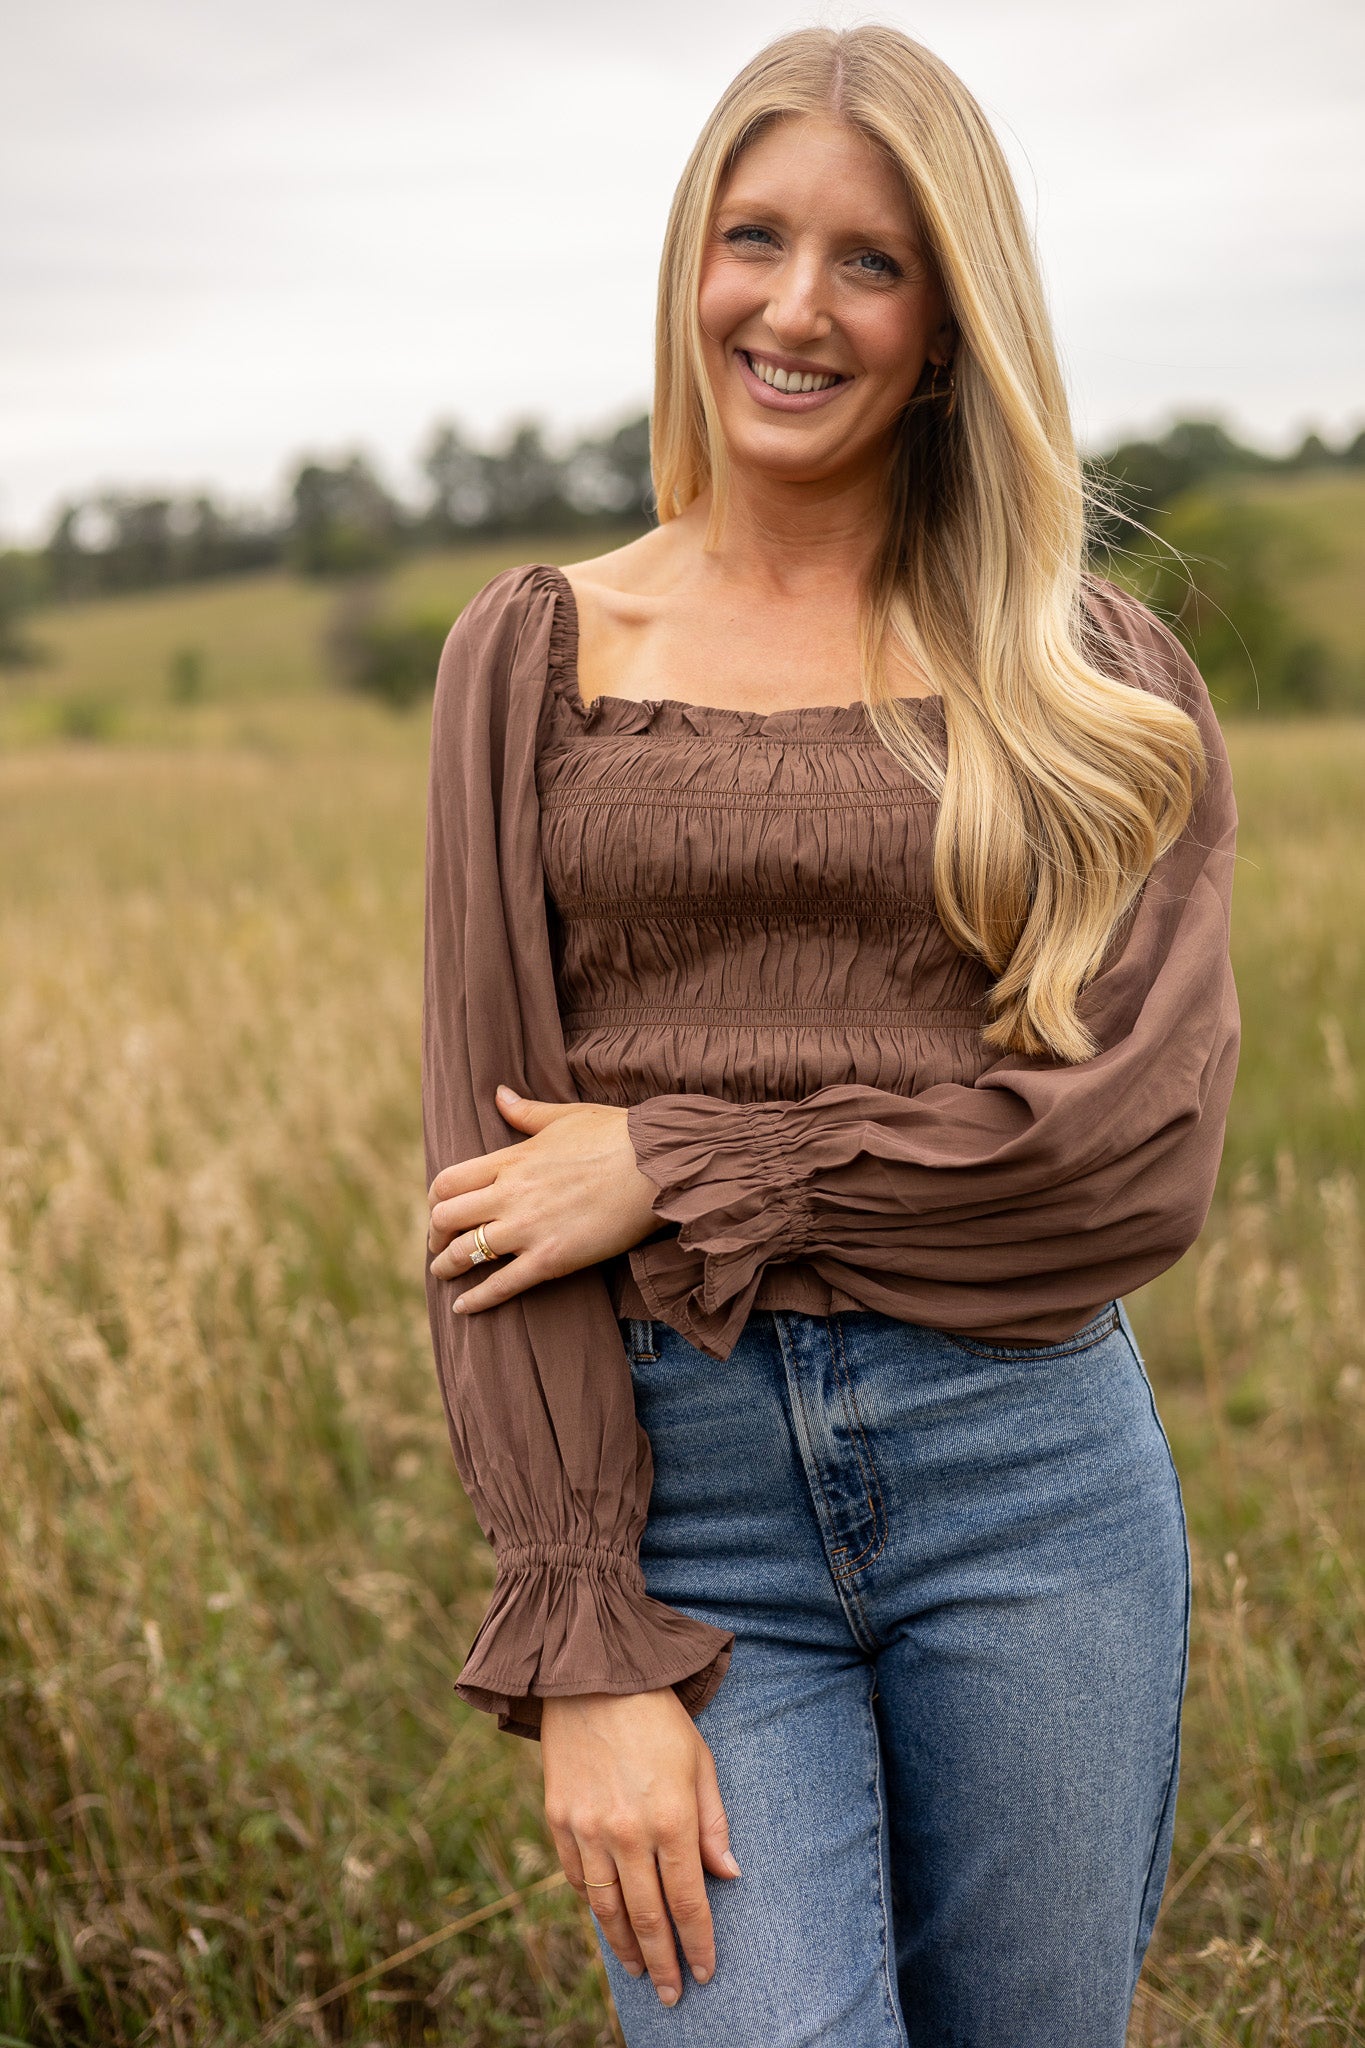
left=535, top=561, right=943, bottom=725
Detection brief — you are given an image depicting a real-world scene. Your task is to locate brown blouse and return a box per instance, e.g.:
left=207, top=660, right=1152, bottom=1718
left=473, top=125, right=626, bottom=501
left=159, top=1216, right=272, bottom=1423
left=421, top=560, right=1241, bottom=1739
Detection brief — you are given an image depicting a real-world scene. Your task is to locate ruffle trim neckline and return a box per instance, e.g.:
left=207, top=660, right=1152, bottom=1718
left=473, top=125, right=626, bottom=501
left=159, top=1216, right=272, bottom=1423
left=527, top=560, right=946, bottom=741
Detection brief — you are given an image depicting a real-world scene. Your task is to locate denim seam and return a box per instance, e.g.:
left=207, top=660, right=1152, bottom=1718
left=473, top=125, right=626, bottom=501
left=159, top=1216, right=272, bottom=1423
left=1120, top=1319, right=1192, bottom=1974
left=827, top=1314, right=889, bottom=1579
left=865, top=1667, right=912, bottom=2047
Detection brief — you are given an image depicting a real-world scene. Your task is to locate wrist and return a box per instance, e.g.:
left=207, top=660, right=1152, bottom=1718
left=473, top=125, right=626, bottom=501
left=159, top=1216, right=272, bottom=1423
left=542, top=1685, right=680, bottom=1726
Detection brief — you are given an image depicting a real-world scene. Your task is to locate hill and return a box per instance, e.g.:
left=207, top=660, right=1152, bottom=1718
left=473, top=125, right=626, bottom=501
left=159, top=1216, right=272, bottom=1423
left=2, top=474, right=1363, bottom=749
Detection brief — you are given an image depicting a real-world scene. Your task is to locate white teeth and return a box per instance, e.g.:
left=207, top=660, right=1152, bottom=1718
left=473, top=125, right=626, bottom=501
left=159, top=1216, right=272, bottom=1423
left=746, top=352, right=839, bottom=393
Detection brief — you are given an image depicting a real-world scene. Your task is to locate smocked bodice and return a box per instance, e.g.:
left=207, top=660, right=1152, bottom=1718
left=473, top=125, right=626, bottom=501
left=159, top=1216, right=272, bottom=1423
left=533, top=565, right=997, bottom=1116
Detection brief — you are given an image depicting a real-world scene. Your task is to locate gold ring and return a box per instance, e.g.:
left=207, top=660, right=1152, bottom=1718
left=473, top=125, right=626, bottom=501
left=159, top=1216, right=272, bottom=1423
left=583, top=1877, right=619, bottom=1889
left=468, top=1223, right=494, bottom=1265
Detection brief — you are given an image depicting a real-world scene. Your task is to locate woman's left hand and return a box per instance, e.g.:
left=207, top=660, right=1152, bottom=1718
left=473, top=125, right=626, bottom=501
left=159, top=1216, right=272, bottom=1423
left=427, top=1085, right=663, bottom=1312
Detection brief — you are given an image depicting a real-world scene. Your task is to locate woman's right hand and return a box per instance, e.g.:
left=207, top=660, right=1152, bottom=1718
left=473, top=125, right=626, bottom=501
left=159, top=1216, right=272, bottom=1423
left=541, top=1686, right=742, bottom=2006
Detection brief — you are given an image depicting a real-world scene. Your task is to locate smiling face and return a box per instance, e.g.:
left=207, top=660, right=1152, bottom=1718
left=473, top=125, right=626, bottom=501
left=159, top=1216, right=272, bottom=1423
left=696, top=110, right=955, bottom=489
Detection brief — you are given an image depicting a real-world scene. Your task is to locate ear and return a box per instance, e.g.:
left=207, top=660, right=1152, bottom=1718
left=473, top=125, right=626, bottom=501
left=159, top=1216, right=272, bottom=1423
left=930, top=317, right=957, bottom=366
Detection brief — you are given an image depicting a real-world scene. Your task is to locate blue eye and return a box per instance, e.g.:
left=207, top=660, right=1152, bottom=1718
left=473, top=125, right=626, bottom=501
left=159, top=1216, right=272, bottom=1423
left=856, top=250, right=900, bottom=277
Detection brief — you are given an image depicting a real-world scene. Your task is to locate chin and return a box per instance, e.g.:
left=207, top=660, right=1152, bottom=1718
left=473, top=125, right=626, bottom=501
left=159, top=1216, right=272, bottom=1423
left=720, top=422, right=864, bottom=483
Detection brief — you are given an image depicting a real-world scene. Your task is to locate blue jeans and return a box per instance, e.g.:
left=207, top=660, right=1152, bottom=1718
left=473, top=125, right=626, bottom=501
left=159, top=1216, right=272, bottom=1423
left=596, top=1301, right=1190, bottom=2046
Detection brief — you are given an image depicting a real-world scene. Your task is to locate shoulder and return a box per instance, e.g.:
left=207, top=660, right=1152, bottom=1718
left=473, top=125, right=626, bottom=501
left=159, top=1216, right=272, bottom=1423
left=1079, top=574, right=1236, bottom=827
left=433, top=561, right=567, bottom=703
left=557, top=523, right=699, bottom=628
left=442, top=561, right=546, bottom=657
left=557, top=526, right=676, bottom=596
left=1078, top=570, right=1206, bottom=719
left=427, top=563, right=570, bottom=764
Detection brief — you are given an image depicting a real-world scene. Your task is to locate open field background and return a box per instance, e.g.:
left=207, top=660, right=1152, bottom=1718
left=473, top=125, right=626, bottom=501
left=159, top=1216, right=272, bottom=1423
left=1, top=521, right=1363, bottom=2043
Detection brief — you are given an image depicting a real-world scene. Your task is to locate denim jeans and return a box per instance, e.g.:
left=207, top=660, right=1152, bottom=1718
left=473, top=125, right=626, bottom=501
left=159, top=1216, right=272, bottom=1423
left=595, top=1300, right=1190, bottom=2047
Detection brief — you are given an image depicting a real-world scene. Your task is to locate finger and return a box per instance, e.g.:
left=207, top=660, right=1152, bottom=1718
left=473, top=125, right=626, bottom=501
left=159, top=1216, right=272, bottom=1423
left=430, top=1214, right=511, bottom=1278
left=695, top=1742, right=742, bottom=1880
left=656, top=1824, right=716, bottom=1989
left=549, top=1820, right=584, bottom=1887
left=578, top=1871, right=647, bottom=1981
left=615, top=1851, right=683, bottom=2007
left=495, top=1089, right=575, bottom=1128
left=426, top=1152, right=512, bottom=1208
left=548, top=1826, right=645, bottom=1976
left=549, top=1826, right=647, bottom=1976
left=452, top=1252, right=546, bottom=1314
left=427, top=1187, right=497, bottom=1228
left=428, top=1188, right=498, bottom=1252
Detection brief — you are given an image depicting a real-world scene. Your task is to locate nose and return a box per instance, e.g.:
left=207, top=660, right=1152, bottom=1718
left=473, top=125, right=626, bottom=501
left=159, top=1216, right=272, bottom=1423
left=764, top=246, right=832, bottom=347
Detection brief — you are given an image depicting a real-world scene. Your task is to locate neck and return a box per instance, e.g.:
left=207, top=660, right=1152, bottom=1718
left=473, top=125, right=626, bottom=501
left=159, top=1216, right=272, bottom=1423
left=682, top=456, right=889, bottom=602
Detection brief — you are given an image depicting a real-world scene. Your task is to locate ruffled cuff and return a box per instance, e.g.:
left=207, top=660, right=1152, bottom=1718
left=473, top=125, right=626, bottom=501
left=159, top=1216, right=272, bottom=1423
left=455, top=1540, right=736, bottom=1742
left=626, top=1097, right=812, bottom=1361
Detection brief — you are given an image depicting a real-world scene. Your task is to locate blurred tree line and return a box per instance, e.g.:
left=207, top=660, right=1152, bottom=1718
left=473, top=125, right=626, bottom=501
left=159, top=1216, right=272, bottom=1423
left=1084, top=419, right=1365, bottom=713
left=2, top=411, right=1363, bottom=713
left=11, top=412, right=654, bottom=606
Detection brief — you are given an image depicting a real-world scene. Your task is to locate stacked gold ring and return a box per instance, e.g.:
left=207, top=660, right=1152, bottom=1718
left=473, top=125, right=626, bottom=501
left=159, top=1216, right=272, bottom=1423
left=467, top=1223, right=495, bottom=1265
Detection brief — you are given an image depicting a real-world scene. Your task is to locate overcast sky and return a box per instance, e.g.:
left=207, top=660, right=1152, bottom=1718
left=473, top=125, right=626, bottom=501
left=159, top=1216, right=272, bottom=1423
left=3, top=0, right=1362, bottom=542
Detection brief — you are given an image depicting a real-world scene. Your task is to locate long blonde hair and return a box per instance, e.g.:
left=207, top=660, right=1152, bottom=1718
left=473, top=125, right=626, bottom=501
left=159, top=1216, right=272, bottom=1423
left=651, top=24, right=1207, bottom=1063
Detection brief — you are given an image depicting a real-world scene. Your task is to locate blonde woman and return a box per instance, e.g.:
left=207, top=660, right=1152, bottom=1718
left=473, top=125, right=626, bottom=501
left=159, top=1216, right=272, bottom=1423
left=422, top=24, right=1239, bottom=2043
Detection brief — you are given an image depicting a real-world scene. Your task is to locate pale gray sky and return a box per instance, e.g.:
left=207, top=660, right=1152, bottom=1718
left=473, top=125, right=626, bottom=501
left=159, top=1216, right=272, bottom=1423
left=3, top=0, right=1362, bottom=542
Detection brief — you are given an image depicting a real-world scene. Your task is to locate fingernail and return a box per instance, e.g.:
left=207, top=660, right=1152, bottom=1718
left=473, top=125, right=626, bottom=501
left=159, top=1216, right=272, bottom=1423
left=692, top=1964, right=713, bottom=1985
left=452, top=1298, right=467, bottom=1314
left=721, top=1851, right=741, bottom=1876
left=658, top=1985, right=679, bottom=2006
left=625, top=1961, right=644, bottom=1978
left=497, top=1084, right=520, bottom=1102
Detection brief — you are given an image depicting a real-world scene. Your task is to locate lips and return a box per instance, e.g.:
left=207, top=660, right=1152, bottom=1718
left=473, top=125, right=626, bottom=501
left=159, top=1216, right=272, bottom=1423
left=735, top=348, right=852, bottom=413
left=742, top=348, right=846, bottom=392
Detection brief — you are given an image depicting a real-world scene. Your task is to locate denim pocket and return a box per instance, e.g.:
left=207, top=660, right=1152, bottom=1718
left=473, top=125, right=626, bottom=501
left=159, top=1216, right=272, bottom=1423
left=939, top=1299, right=1121, bottom=1362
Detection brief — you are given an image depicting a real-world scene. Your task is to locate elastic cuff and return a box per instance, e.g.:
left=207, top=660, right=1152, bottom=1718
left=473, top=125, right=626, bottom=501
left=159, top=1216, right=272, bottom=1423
left=454, top=1540, right=735, bottom=1742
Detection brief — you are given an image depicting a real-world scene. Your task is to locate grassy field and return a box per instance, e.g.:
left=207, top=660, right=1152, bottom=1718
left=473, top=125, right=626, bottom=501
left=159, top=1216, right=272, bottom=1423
left=0, top=537, right=1362, bottom=2044
left=1233, top=470, right=1365, bottom=681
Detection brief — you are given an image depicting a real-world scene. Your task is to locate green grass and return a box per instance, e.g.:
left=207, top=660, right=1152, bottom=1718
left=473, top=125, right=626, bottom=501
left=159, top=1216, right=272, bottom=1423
left=0, top=530, right=639, bottom=751
left=1103, top=468, right=1365, bottom=714
left=0, top=536, right=1362, bottom=2043
left=1235, top=470, right=1365, bottom=676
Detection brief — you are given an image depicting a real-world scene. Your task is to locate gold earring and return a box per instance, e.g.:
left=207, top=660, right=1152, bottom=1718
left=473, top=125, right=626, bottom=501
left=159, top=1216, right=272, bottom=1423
left=928, top=358, right=957, bottom=420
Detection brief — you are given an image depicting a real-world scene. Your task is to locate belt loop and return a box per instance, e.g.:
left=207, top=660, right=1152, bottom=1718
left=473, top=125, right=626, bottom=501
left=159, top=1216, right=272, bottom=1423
left=629, top=1316, right=658, bottom=1361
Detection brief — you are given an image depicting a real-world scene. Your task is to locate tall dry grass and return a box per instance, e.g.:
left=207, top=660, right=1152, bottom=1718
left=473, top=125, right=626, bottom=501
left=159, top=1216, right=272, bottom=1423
left=0, top=705, right=1361, bottom=2043
left=0, top=742, right=611, bottom=2044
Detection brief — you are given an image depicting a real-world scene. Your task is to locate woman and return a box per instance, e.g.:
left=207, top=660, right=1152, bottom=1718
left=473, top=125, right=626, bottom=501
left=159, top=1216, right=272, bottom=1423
left=421, top=24, right=1240, bottom=2044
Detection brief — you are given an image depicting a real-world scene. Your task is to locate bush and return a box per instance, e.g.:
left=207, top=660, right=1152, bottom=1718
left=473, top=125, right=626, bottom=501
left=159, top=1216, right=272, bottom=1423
left=53, top=694, right=118, bottom=741
left=324, top=583, right=449, bottom=710
left=1122, top=490, right=1339, bottom=713
left=167, top=645, right=206, bottom=703
left=0, top=547, right=49, bottom=667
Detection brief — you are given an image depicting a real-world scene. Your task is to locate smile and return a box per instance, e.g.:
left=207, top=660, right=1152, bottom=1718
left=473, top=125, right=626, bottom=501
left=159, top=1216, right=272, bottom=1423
left=736, top=348, right=852, bottom=411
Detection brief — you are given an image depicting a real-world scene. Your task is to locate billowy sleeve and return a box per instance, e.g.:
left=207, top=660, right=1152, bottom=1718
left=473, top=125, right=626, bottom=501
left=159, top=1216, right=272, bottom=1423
left=421, top=565, right=733, bottom=1738
left=625, top=591, right=1241, bottom=1362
